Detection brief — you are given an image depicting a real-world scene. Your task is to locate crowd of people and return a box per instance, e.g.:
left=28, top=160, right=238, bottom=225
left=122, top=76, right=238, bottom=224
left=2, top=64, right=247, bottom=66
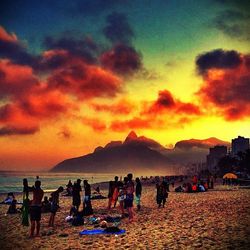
left=5, top=173, right=219, bottom=238
left=16, top=173, right=148, bottom=237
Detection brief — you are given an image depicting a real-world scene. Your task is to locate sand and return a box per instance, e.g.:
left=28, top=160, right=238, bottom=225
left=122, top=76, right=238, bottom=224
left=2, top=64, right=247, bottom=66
left=0, top=184, right=250, bottom=250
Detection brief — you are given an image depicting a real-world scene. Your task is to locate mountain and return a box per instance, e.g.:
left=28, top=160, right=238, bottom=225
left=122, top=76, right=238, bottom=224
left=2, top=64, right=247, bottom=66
left=51, top=131, right=173, bottom=175
left=51, top=132, right=230, bottom=174
left=166, top=137, right=230, bottom=164
left=175, top=137, right=230, bottom=150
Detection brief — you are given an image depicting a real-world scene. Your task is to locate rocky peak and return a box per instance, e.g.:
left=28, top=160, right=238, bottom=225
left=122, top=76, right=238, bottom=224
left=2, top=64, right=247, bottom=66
left=124, top=131, right=138, bottom=143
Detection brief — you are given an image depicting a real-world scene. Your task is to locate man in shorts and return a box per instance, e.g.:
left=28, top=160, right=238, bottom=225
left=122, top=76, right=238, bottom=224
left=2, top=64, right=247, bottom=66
left=29, top=180, right=44, bottom=237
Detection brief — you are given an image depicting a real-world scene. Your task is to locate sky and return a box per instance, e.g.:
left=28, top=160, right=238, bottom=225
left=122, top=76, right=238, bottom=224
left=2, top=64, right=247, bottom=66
left=0, top=0, right=249, bottom=171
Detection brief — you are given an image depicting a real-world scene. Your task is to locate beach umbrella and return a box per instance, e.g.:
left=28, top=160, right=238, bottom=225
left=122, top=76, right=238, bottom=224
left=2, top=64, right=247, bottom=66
left=223, top=173, right=237, bottom=179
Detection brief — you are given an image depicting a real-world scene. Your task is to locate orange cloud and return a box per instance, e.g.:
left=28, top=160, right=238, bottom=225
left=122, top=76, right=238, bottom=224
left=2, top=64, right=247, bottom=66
left=110, top=117, right=154, bottom=132
left=83, top=117, right=107, bottom=132
left=197, top=53, right=250, bottom=120
left=0, top=59, right=39, bottom=99
left=90, top=99, right=134, bottom=115
left=142, top=89, right=201, bottom=116
left=0, top=26, right=17, bottom=42
left=47, top=59, right=122, bottom=100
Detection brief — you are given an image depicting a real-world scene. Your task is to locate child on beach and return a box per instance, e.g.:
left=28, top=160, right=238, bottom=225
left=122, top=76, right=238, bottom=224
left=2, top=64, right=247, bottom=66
left=29, top=180, right=44, bottom=237
left=135, top=177, right=142, bottom=211
left=48, top=186, right=64, bottom=227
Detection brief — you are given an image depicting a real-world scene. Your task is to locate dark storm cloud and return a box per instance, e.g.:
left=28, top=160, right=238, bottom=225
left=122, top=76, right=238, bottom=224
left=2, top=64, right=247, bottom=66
left=214, top=0, right=250, bottom=12
left=0, top=37, right=39, bottom=67
left=103, top=12, right=134, bottom=45
left=43, top=36, right=99, bottom=64
left=212, top=0, right=250, bottom=40
left=213, top=10, right=250, bottom=41
left=0, top=126, right=39, bottom=136
left=73, top=0, right=128, bottom=16
left=196, top=49, right=242, bottom=75
left=100, top=44, right=142, bottom=76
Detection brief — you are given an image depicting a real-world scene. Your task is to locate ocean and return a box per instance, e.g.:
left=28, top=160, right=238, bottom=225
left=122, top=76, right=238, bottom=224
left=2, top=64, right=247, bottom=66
left=0, top=171, right=115, bottom=194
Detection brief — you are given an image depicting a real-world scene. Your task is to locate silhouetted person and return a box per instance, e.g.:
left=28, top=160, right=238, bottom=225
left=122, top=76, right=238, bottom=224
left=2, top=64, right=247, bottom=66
left=72, top=179, right=82, bottom=211
left=49, top=186, right=63, bottom=227
left=156, top=180, right=168, bottom=208
left=66, top=180, right=73, bottom=196
left=135, top=177, right=142, bottom=210
left=125, top=173, right=135, bottom=222
left=83, top=180, right=91, bottom=210
left=108, top=176, right=119, bottom=209
left=22, top=179, right=32, bottom=226
left=29, top=180, right=44, bottom=238
left=118, top=177, right=126, bottom=217
left=41, top=196, right=50, bottom=213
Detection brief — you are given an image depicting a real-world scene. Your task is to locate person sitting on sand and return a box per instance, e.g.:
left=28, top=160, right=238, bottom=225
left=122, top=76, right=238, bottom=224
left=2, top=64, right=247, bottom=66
left=125, top=173, right=135, bottom=222
left=7, top=198, right=18, bottom=214
left=72, top=179, right=82, bottom=211
left=93, top=186, right=100, bottom=195
left=41, top=196, right=51, bottom=213
left=29, top=180, right=44, bottom=238
left=135, top=177, right=142, bottom=211
left=48, top=186, right=64, bottom=227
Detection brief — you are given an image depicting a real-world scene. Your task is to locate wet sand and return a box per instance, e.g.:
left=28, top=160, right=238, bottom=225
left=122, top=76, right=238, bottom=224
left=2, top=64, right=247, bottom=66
left=0, top=185, right=250, bottom=249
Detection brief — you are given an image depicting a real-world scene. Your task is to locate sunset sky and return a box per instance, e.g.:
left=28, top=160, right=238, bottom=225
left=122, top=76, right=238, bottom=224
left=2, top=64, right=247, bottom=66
left=0, top=0, right=249, bottom=171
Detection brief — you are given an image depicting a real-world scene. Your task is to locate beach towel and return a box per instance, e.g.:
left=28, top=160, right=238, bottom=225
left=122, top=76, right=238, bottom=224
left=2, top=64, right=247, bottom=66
left=0, top=201, right=23, bottom=205
left=79, top=228, right=125, bottom=235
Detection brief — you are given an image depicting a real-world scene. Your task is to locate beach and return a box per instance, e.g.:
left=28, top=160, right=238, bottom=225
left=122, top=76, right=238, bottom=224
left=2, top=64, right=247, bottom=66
left=1, top=184, right=250, bottom=250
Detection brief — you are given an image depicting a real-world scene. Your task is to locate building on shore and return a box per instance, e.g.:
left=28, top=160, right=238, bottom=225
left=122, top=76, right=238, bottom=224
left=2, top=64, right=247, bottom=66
left=231, top=136, right=250, bottom=156
left=206, top=146, right=227, bottom=172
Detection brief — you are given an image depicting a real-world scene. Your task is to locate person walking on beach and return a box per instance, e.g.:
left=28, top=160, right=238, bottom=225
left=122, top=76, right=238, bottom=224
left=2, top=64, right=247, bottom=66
left=29, top=180, right=44, bottom=237
left=125, top=173, right=135, bottom=222
left=48, top=186, right=63, bottom=227
left=83, top=180, right=91, bottom=210
left=22, top=178, right=32, bottom=226
left=135, top=177, right=142, bottom=211
left=72, top=179, right=82, bottom=211
left=156, top=179, right=168, bottom=208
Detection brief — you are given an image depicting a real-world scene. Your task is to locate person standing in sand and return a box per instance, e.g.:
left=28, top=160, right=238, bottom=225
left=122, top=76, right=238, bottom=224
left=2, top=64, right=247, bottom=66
left=135, top=177, right=142, bottom=211
left=83, top=180, right=91, bottom=210
left=107, top=176, right=119, bottom=209
left=125, top=173, right=135, bottom=222
left=29, top=180, right=44, bottom=237
left=48, top=186, right=64, bottom=227
left=22, top=178, right=32, bottom=226
left=118, top=176, right=127, bottom=217
left=156, top=179, right=168, bottom=208
left=72, top=179, right=82, bottom=211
